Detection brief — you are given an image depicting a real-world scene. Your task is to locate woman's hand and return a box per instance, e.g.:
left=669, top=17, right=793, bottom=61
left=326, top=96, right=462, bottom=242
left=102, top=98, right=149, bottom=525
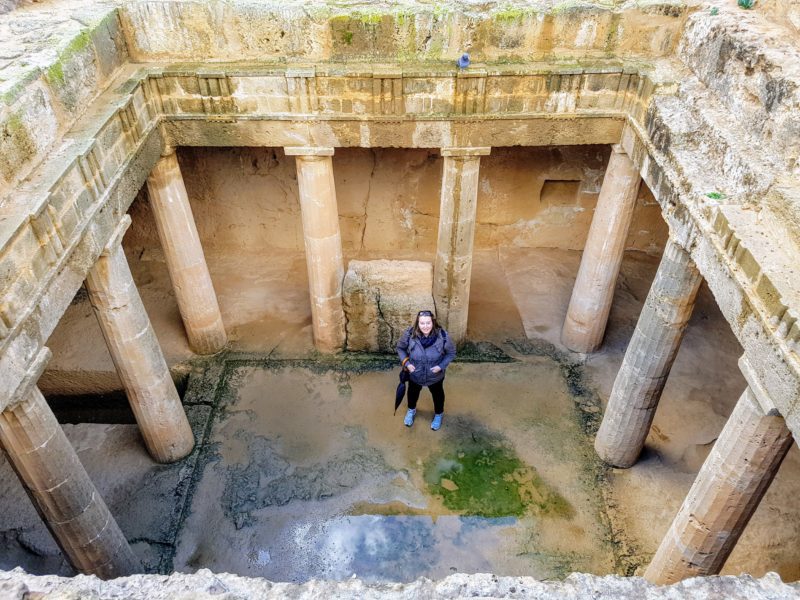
left=407, top=364, right=416, bottom=373
left=431, top=366, right=442, bottom=374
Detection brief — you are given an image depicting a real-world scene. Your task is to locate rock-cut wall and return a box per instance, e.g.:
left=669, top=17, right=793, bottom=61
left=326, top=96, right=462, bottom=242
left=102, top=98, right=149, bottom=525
left=123, top=146, right=667, bottom=258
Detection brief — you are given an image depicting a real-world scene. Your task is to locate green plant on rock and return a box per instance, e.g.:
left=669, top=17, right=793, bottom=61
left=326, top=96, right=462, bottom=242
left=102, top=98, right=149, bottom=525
left=737, top=0, right=754, bottom=9
left=705, top=191, right=727, bottom=200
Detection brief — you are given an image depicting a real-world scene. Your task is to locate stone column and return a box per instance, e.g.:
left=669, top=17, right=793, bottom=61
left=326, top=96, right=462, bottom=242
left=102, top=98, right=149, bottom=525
left=562, top=145, right=641, bottom=353
left=645, top=379, right=793, bottom=584
left=594, top=238, right=702, bottom=468
left=0, top=348, right=138, bottom=579
left=285, top=147, right=346, bottom=353
left=146, top=147, right=226, bottom=355
left=85, top=215, right=194, bottom=463
left=433, top=147, right=491, bottom=345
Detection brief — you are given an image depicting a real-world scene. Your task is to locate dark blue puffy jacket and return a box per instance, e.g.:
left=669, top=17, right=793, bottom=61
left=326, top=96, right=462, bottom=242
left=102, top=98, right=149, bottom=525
left=396, top=327, right=456, bottom=387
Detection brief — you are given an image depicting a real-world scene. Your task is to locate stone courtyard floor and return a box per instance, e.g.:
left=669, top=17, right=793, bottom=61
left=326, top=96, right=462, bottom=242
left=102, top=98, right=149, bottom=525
left=172, top=347, right=614, bottom=582
left=0, top=345, right=619, bottom=581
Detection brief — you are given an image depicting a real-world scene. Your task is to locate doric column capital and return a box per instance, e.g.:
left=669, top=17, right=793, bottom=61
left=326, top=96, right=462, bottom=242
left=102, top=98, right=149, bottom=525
left=739, top=356, right=780, bottom=416
left=666, top=222, right=699, bottom=255
left=440, top=147, right=491, bottom=158
left=101, top=215, right=132, bottom=257
left=284, top=146, right=335, bottom=157
left=161, top=143, right=176, bottom=158
left=5, top=346, right=51, bottom=411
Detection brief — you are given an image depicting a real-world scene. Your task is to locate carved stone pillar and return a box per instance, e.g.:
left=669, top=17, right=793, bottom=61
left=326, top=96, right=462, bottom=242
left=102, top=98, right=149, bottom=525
left=562, top=144, right=641, bottom=353
left=433, top=147, right=491, bottom=345
left=146, top=148, right=226, bottom=355
left=594, top=238, right=702, bottom=468
left=645, top=369, right=793, bottom=584
left=0, top=348, right=138, bottom=579
left=85, top=216, right=194, bottom=463
left=285, top=146, right=346, bottom=353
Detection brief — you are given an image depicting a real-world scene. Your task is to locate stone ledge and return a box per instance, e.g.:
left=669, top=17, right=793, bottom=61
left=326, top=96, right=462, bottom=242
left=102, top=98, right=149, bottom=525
left=1, top=569, right=798, bottom=599
left=142, top=61, right=659, bottom=119
left=119, top=0, right=687, bottom=64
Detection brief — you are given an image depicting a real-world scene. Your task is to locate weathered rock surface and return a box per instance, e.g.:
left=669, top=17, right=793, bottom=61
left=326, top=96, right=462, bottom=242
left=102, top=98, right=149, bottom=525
left=0, top=0, right=21, bottom=16
left=343, top=260, right=433, bottom=353
left=1, top=569, right=799, bottom=599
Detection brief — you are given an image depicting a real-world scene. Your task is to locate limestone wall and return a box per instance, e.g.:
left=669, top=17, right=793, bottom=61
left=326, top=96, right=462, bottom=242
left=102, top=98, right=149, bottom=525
left=119, top=0, right=687, bottom=63
left=124, top=146, right=666, bottom=258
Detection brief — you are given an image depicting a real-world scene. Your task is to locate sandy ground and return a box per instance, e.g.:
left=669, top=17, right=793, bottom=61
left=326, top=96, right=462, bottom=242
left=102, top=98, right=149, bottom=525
left=6, top=246, right=800, bottom=581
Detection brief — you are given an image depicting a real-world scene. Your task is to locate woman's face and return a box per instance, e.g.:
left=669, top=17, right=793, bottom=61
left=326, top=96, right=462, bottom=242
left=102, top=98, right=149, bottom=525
left=418, top=315, right=433, bottom=335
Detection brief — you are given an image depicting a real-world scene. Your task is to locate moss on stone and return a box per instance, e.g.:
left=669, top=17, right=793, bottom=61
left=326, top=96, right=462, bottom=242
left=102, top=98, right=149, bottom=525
left=396, top=10, right=414, bottom=26
left=46, top=30, right=93, bottom=88
left=358, top=11, right=383, bottom=26
left=0, top=112, right=37, bottom=181
left=604, top=12, right=622, bottom=52
left=455, top=340, right=515, bottom=363
left=430, top=38, right=444, bottom=58
left=4, top=112, right=26, bottom=138
left=493, top=6, right=529, bottom=22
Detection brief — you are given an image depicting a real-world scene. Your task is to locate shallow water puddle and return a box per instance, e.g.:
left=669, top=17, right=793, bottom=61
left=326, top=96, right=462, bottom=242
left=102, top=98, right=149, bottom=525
left=174, top=359, right=615, bottom=581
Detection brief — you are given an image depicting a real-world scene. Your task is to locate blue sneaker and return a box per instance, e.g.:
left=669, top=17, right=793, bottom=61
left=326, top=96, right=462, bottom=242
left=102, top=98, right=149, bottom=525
left=404, top=408, right=416, bottom=427
left=431, top=414, right=443, bottom=431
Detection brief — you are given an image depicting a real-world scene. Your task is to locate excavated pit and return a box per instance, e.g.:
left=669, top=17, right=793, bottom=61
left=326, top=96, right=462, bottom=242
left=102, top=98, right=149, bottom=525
left=2, top=0, right=800, bottom=595
left=3, top=177, right=800, bottom=581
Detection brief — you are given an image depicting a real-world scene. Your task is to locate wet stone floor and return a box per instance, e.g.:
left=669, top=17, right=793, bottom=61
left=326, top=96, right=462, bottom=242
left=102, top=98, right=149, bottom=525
left=0, top=341, right=625, bottom=581
left=172, top=343, right=621, bottom=582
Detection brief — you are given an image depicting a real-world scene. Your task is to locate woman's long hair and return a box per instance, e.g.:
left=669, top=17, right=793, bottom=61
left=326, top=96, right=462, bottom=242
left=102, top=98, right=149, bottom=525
left=412, top=311, right=441, bottom=339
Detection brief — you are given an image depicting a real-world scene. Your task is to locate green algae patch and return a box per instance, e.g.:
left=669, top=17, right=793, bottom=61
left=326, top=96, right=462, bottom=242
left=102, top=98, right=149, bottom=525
left=425, top=440, right=573, bottom=519
left=0, top=112, right=37, bottom=181
left=46, top=30, right=93, bottom=87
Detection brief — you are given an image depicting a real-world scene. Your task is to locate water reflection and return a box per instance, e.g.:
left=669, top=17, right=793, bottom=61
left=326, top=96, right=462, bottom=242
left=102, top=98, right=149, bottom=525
left=285, top=514, right=518, bottom=582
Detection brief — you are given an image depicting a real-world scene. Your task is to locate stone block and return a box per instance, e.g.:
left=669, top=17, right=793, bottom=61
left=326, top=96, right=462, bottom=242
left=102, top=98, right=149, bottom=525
left=343, top=260, right=433, bottom=353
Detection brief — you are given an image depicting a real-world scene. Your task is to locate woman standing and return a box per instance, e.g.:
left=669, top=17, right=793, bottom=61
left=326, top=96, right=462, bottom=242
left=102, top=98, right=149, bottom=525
left=396, top=310, right=457, bottom=431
